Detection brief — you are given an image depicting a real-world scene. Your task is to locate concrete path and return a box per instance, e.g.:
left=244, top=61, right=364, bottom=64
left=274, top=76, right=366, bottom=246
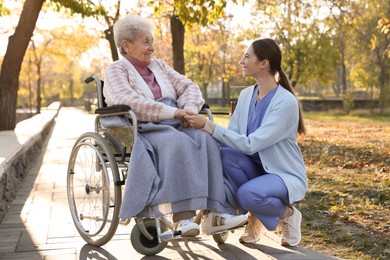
left=0, top=108, right=340, bottom=260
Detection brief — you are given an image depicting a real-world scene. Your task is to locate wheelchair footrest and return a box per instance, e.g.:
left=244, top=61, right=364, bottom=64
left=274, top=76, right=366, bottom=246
left=159, top=230, right=203, bottom=242
left=160, top=230, right=182, bottom=242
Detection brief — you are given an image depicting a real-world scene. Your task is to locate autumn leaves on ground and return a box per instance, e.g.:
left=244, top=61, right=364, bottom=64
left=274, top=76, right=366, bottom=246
left=295, top=112, right=390, bottom=260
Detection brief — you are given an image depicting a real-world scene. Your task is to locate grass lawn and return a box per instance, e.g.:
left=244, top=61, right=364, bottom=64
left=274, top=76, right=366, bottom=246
left=214, top=110, right=390, bottom=260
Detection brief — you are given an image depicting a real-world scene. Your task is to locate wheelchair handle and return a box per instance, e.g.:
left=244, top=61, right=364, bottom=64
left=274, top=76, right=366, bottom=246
left=84, top=75, right=96, bottom=84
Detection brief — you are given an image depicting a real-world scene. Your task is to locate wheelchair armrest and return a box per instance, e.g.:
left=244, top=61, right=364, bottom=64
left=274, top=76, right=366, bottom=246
left=95, top=105, right=131, bottom=115
left=94, top=105, right=138, bottom=143
left=199, top=104, right=213, bottom=121
left=201, top=104, right=210, bottom=109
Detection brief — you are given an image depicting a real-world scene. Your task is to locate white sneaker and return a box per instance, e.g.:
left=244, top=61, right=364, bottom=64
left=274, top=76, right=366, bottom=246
left=175, top=218, right=200, bottom=237
left=280, top=206, right=302, bottom=246
left=201, top=212, right=247, bottom=235
left=239, top=213, right=264, bottom=243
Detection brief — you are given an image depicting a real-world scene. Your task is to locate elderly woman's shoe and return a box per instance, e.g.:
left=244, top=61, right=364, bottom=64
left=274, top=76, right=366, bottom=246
left=175, top=218, right=200, bottom=237
left=201, top=212, right=247, bottom=235
left=239, top=213, right=264, bottom=243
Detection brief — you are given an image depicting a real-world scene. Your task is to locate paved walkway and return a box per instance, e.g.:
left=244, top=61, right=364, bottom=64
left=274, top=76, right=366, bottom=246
left=0, top=108, right=340, bottom=259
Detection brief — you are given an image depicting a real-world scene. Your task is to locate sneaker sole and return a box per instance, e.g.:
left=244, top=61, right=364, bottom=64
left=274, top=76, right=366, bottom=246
left=239, top=237, right=260, bottom=244
left=203, top=220, right=248, bottom=235
left=181, top=229, right=200, bottom=237
left=281, top=241, right=299, bottom=247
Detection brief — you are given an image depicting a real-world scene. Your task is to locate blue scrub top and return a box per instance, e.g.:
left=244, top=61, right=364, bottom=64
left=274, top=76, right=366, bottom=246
left=247, top=84, right=278, bottom=167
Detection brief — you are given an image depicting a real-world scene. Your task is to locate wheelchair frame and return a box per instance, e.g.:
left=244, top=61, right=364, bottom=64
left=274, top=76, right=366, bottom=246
left=66, top=74, right=228, bottom=256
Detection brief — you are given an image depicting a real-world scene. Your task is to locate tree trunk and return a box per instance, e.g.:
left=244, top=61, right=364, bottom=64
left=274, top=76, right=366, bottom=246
left=221, top=79, right=226, bottom=106
left=0, top=0, right=44, bottom=130
left=377, top=50, right=389, bottom=114
left=340, top=39, right=347, bottom=95
left=170, top=15, right=185, bottom=74
left=104, top=26, right=119, bottom=61
left=36, top=62, right=41, bottom=114
left=69, top=78, right=74, bottom=104
left=27, top=54, right=33, bottom=113
left=202, top=83, right=208, bottom=100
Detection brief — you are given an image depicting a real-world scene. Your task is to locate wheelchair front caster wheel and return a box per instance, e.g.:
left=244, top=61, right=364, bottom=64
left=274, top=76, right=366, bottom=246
left=212, top=231, right=229, bottom=244
left=130, top=219, right=167, bottom=256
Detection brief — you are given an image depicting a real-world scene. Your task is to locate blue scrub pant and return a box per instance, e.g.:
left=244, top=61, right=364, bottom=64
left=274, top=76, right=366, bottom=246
left=221, top=147, right=289, bottom=230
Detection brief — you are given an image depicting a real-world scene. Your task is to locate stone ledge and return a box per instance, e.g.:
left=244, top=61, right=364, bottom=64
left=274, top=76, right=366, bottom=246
left=0, top=102, right=61, bottom=222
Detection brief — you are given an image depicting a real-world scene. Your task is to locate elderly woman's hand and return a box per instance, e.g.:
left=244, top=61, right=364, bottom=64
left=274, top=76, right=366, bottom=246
left=174, top=109, right=192, bottom=128
left=184, top=112, right=207, bottom=129
left=174, top=109, right=188, bottom=119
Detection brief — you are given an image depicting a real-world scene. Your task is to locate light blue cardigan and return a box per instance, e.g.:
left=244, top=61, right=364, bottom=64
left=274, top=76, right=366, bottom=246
left=213, top=85, right=308, bottom=204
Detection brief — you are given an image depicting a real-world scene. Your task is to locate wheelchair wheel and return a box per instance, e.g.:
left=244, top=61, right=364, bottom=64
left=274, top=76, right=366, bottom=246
left=67, top=132, right=122, bottom=246
left=131, top=219, right=168, bottom=256
left=212, top=231, right=229, bottom=244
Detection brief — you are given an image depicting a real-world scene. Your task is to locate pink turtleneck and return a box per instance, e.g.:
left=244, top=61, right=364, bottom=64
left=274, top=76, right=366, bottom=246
left=124, top=55, right=162, bottom=100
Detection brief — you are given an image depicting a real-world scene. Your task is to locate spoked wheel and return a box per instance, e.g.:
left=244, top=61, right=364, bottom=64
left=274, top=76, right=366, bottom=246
left=131, top=219, right=168, bottom=256
left=212, top=231, right=229, bottom=244
left=67, top=132, right=122, bottom=246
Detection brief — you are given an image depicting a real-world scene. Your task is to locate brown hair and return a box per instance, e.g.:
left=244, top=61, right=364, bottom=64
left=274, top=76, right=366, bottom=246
left=251, top=38, right=306, bottom=134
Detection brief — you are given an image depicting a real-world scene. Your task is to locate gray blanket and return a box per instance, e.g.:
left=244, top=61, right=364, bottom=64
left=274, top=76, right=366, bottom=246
left=119, top=123, right=236, bottom=218
left=100, top=97, right=236, bottom=218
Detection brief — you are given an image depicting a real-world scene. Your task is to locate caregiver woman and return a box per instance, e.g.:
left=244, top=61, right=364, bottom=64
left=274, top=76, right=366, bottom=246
left=185, top=38, right=308, bottom=246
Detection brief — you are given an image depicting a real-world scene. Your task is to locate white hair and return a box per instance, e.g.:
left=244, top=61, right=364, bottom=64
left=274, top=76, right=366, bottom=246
left=113, top=14, right=154, bottom=54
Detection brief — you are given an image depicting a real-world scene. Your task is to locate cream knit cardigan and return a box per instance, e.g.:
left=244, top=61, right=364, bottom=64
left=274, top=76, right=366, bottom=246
left=103, top=57, right=204, bottom=122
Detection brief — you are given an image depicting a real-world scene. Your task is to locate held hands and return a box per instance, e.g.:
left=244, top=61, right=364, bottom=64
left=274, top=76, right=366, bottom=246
left=174, top=109, right=191, bottom=127
left=184, top=111, right=206, bottom=129
left=173, top=109, right=189, bottom=119
left=174, top=109, right=206, bottom=128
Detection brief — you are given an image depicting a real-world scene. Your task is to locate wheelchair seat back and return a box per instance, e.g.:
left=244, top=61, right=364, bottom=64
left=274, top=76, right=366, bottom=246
left=84, top=74, right=135, bottom=162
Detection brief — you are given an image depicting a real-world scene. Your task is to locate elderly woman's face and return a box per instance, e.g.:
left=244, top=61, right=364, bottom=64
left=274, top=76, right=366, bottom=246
left=123, top=31, right=154, bottom=64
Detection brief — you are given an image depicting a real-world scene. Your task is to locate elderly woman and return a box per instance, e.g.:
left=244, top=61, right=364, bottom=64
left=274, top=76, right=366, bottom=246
left=102, top=14, right=247, bottom=237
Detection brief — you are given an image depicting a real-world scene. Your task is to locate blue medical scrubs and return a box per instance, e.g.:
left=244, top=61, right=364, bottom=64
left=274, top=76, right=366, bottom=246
left=247, top=84, right=278, bottom=167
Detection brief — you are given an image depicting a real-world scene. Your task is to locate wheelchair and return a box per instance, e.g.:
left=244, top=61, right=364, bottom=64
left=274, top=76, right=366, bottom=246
left=66, top=74, right=234, bottom=256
